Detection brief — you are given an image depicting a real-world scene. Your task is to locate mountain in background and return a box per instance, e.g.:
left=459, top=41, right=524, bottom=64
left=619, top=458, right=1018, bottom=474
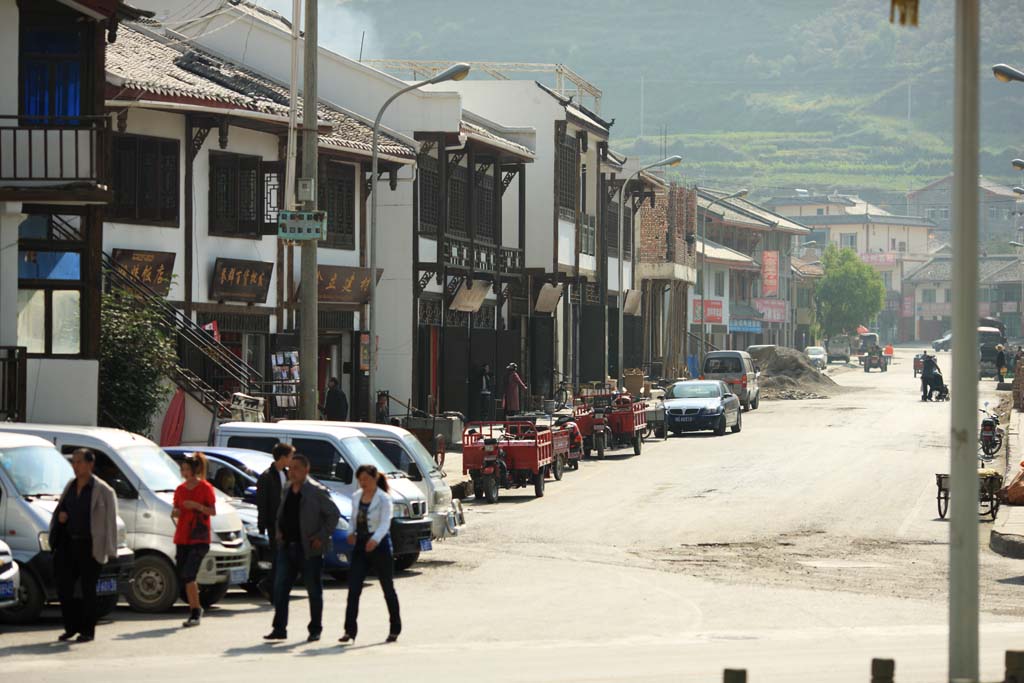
left=261, top=0, right=1024, bottom=210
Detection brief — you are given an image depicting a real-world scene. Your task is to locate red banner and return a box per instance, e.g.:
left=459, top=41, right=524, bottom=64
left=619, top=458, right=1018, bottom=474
left=902, top=295, right=915, bottom=318
left=761, top=250, right=779, bottom=297
left=754, top=297, right=788, bottom=324
left=692, top=298, right=723, bottom=324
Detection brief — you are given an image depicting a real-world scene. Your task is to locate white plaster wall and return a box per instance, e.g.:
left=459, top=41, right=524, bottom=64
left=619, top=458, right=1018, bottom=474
left=688, top=263, right=730, bottom=324
left=557, top=218, right=575, bottom=268
left=0, top=1, right=17, bottom=116
left=0, top=206, right=22, bottom=347
left=25, top=358, right=98, bottom=425
left=607, top=258, right=633, bottom=294
left=372, top=184, right=415, bottom=404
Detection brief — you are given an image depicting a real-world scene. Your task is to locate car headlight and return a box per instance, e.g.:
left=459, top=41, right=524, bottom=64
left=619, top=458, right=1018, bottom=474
left=243, top=521, right=268, bottom=542
left=38, top=532, right=51, bottom=552
left=117, top=525, right=128, bottom=549
left=392, top=503, right=410, bottom=519
left=701, top=406, right=723, bottom=415
left=433, top=489, right=450, bottom=506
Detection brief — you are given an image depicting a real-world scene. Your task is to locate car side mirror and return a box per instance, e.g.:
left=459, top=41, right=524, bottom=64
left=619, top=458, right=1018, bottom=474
left=335, top=462, right=353, bottom=484
left=243, top=485, right=257, bottom=504
left=406, top=462, right=422, bottom=481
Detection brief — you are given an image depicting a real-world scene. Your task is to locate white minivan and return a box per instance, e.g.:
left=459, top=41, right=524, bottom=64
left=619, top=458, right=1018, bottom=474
left=0, top=425, right=251, bottom=613
left=280, top=421, right=463, bottom=540
left=215, top=422, right=433, bottom=570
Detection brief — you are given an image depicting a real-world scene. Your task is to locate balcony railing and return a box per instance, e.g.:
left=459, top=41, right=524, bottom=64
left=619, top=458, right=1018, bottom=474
left=0, top=346, right=27, bottom=423
left=0, top=114, right=109, bottom=186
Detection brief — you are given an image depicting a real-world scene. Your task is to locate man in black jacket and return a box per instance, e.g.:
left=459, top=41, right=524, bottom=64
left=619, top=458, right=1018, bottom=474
left=322, top=377, right=348, bottom=421
left=255, top=443, right=294, bottom=597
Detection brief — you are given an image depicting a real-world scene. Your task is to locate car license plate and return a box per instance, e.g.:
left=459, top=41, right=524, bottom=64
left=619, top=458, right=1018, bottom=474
left=95, top=577, right=118, bottom=595
left=675, top=416, right=693, bottom=423
left=0, top=581, right=13, bottom=599
left=419, top=538, right=433, bottom=552
left=228, top=567, right=248, bottom=585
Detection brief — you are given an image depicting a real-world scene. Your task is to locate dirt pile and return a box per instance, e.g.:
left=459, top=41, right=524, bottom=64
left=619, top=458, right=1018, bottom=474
left=749, top=346, right=837, bottom=400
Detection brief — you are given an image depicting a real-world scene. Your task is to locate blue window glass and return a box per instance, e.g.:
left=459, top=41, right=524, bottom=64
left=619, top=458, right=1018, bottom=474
left=20, top=27, right=82, bottom=119
left=18, top=250, right=81, bottom=280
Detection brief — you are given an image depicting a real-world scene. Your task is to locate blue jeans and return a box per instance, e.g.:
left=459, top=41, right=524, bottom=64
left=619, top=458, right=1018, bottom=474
left=344, top=535, right=400, bottom=638
left=271, top=542, right=324, bottom=635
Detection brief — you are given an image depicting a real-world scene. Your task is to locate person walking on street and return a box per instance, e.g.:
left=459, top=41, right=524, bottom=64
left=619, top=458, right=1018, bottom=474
left=255, top=443, right=294, bottom=598
left=172, top=452, right=217, bottom=628
left=322, top=377, right=349, bottom=421
left=995, top=344, right=1007, bottom=381
left=503, top=362, right=527, bottom=417
left=479, top=363, right=493, bottom=421
left=920, top=351, right=935, bottom=401
left=265, top=454, right=339, bottom=642
left=50, top=448, right=117, bottom=643
left=339, top=465, right=401, bottom=645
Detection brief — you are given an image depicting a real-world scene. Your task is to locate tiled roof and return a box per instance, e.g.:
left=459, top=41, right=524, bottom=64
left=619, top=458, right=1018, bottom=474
left=460, top=120, right=533, bottom=159
left=108, top=25, right=415, bottom=159
left=906, top=255, right=1017, bottom=284
left=730, top=302, right=764, bottom=320
left=697, top=195, right=768, bottom=230
left=982, top=259, right=1024, bottom=284
left=700, top=188, right=810, bottom=235
left=780, top=213, right=936, bottom=228
left=696, top=237, right=758, bottom=268
left=792, top=258, right=824, bottom=277
left=908, top=174, right=1018, bottom=199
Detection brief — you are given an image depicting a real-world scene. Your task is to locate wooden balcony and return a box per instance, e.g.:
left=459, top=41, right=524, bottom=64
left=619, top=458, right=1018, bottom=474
left=0, top=114, right=111, bottom=202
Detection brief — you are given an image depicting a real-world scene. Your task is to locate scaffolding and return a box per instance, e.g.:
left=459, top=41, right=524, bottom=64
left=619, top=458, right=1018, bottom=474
left=363, top=60, right=603, bottom=113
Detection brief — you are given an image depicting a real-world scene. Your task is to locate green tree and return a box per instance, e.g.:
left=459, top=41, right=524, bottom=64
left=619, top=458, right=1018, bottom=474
left=99, top=287, right=178, bottom=435
left=815, top=244, right=886, bottom=339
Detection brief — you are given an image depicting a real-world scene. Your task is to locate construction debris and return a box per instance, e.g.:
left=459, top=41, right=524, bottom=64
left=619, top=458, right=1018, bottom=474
left=749, top=346, right=838, bottom=401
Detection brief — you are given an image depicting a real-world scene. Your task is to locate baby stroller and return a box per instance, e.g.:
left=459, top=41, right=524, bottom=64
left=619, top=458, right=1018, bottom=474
left=930, top=372, right=950, bottom=401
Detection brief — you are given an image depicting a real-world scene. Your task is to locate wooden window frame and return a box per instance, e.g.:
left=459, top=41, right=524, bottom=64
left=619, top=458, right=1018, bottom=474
left=109, top=133, right=181, bottom=227
left=208, top=150, right=263, bottom=239
left=556, top=135, right=578, bottom=216
left=318, top=160, right=356, bottom=250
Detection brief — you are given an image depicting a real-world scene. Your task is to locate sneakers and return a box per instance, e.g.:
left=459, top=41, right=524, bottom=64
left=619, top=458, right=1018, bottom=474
left=182, top=608, right=202, bottom=628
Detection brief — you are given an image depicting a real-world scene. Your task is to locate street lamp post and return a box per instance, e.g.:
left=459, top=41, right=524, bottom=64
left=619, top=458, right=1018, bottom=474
left=615, top=155, right=682, bottom=388
left=698, top=189, right=748, bottom=364
left=367, top=63, right=470, bottom=420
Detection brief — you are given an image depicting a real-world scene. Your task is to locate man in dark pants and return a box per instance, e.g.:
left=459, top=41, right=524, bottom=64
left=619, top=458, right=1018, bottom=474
left=322, top=377, right=349, bottom=421
left=264, top=454, right=339, bottom=642
left=255, top=443, right=293, bottom=598
left=479, top=363, right=493, bottom=421
left=50, top=448, right=118, bottom=643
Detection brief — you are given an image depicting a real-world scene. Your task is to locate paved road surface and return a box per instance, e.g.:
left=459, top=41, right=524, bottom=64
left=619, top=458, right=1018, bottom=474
left=5, top=349, right=1023, bottom=682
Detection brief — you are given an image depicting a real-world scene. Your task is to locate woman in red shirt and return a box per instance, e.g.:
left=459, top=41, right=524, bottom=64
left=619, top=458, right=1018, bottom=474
left=172, top=452, right=216, bottom=628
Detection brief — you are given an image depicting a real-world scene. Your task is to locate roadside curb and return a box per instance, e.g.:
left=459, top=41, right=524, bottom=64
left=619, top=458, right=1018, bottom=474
left=990, top=528, right=1024, bottom=559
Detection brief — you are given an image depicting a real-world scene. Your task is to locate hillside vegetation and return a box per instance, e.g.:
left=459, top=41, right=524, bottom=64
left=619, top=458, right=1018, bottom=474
left=296, top=0, right=1024, bottom=204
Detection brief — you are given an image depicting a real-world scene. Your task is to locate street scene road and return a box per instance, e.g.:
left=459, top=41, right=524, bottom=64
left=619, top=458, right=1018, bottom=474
left=5, top=349, right=1023, bottom=683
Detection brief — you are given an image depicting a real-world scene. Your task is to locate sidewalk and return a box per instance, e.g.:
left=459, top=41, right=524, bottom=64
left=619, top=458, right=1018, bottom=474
left=990, top=407, right=1024, bottom=559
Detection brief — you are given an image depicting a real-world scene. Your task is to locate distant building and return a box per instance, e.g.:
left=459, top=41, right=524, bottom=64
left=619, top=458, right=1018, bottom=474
left=906, top=175, right=1021, bottom=243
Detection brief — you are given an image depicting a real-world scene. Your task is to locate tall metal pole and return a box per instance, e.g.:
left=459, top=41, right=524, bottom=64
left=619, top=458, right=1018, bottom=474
left=298, top=0, right=318, bottom=419
left=699, top=209, right=708, bottom=362
left=617, top=177, right=629, bottom=389
left=949, top=1, right=980, bottom=680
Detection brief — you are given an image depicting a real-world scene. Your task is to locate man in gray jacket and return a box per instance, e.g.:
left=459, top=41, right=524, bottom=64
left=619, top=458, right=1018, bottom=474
left=264, top=453, right=340, bottom=642
left=49, top=448, right=118, bottom=643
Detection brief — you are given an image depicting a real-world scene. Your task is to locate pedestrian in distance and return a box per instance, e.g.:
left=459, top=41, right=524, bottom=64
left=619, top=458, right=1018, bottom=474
left=172, top=452, right=217, bottom=628
left=339, top=465, right=401, bottom=645
left=479, top=363, right=494, bottom=421
left=503, top=362, right=527, bottom=417
left=995, top=344, right=1007, bottom=381
left=322, top=377, right=349, bottom=421
left=255, top=443, right=294, bottom=598
left=265, top=454, right=339, bottom=643
left=50, top=448, right=118, bottom=643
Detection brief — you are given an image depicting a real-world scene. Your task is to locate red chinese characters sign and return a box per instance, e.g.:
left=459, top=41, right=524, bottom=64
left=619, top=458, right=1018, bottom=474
left=761, top=250, right=779, bottom=297
left=112, top=249, right=175, bottom=296
left=210, top=258, right=274, bottom=303
left=692, top=298, right=724, bottom=324
left=317, top=266, right=383, bottom=304
left=902, top=295, right=915, bottom=318
left=754, top=297, right=788, bottom=324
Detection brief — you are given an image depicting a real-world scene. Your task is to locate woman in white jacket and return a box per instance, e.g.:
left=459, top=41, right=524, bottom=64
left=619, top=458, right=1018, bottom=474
left=339, top=464, right=401, bottom=644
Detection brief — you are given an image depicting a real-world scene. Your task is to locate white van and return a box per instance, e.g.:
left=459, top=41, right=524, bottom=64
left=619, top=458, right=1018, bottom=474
left=0, top=425, right=250, bottom=613
left=215, top=422, right=433, bottom=570
left=280, top=421, right=463, bottom=540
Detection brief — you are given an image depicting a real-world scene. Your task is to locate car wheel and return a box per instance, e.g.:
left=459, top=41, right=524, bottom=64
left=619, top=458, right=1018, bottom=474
left=742, top=399, right=750, bottom=412
left=596, top=432, right=605, bottom=458
left=633, top=434, right=642, bottom=455
left=0, top=566, right=44, bottom=624
left=655, top=425, right=666, bottom=439
left=714, top=416, right=727, bottom=436
left=394, top=552, right=420, bottom=572
left=533, top=468, right=546, bottom=497
left=731, top=411, right=742, bottom=433
left=127, top=554, right=179, bottom=613
left=552, top=454, right=565, bottom=481
left=483, top=476, right=499, bottom=504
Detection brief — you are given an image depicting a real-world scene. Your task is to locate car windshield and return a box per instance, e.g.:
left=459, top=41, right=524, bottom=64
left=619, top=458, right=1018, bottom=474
left=119, top=445, right=183, bottom=492
left=341, top=436, right=404, bottom=476
left=703, top=356, right=742, bottom=374
left=0, top=445, right=74, bottom=496
left=979, top=330, right=1003, bottom=345
left=666, top=383, right=722, bottom=399
left=402, top=434, right=442, bottom=476
left=806, top=347, right=825, bottom=355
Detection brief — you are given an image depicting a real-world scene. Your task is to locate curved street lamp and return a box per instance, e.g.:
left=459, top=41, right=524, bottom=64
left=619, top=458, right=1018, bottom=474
left=614, top=155, right=682, bottom=388
left=367, top=63, right=470, bottom=418
left=1012, top=159, right=1024, bottom=172
left=698, top=188, right=748, bottom=364
left=993, top=63, right=1024, bottom=83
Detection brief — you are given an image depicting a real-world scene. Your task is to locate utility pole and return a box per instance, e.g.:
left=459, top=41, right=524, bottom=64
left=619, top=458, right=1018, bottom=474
left=298, top=0, right=318, bottom=419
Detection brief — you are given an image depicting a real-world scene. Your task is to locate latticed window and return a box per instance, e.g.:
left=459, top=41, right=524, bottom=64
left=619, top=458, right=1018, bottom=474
left=556, top=135, right=577, bottom=216
left=419, top=154, right=440, bottom=233
left=110, top=133, right=179, bottom=225
left=475, top=170, right=495, bottom=243
left=606, top=201, right=620, bottom=250
left=262, top=161, right=282, bottom=233
left=448, top=165, right=467, bottom=236
left=581, top=214, right=596, bottom=256
left=624, top=208, right=633, bottom=257
left=209, top=151, right=261, bottom=237
left=318, top=160, right=356, bottom=250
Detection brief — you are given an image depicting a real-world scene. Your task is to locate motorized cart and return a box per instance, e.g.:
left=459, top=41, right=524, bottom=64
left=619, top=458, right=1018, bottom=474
left=552, top=416, right=583, bottom=471
left=935, top=469, right=1004, bottom=520
left=462, top=421, right=554, bottom=503
left=583, top=393, right=646, bottom=456
left=644, top=398, right=666, bottom=440
left=861, top=353, right=888, bottom=372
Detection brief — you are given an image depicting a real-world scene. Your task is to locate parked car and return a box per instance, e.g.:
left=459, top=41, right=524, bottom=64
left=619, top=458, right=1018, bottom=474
left=804, top=346, right=827, bottom=369
left=0, top=540, right=21, bottom=610
left=0, top=425, right=250, bottom=613
left=663, top=380, right=743, bottom=436
left=281, top=421, right=464, bottom=541
left=214, top=422, right=432, bottom=571
left=700, top=350, right=760, bottom=410
left=165, top=447, right=353, bottom=583
left=0, top=432, right=134, bottom=624
left=932, top=331, right=952, bottom=352
left=826, top=336, right=852, bottom=363
left=978, top=326, right=1008, bottom=379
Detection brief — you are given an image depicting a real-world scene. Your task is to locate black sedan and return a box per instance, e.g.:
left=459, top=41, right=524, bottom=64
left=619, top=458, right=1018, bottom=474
left=664, top=380, right=742, bottom=436
left=932, top=331, right=952, bottom=352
